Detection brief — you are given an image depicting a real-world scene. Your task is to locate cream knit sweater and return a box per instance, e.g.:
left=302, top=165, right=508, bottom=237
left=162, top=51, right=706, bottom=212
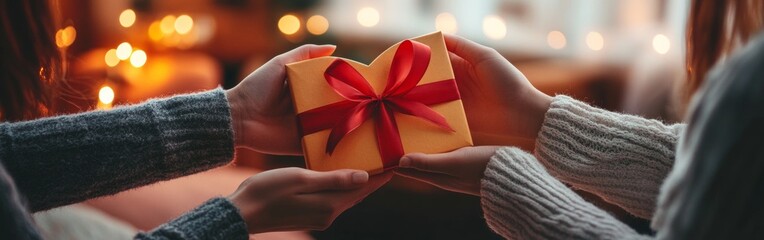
left=481, top=95, right=676, bottom=240
left=480, top=32, right=764, bottom=239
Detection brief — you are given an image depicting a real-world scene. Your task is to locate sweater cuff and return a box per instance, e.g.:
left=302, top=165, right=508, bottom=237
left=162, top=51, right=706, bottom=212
left=147, top=88, right=235, bottom=175
left=481, top=147, right=643, bottom=239
left=534, top=95, right=681, bottom=218
left=136, top=197, right=248, bottom=240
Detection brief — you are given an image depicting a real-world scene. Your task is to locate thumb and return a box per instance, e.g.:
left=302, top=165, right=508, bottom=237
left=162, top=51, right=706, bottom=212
left=299, top=169, right=369, bottom=193
left=276, top=44, right=336, bottom=64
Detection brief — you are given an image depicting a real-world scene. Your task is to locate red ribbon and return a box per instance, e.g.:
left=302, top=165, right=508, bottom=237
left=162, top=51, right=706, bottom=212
left=297, top=40, right=461, bottom=170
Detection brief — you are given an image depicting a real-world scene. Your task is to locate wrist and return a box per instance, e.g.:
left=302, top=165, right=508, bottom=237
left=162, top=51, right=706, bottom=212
left=527, top=90, right=553, bottom=139
left=227, top=192, right=258, bottom=233
left=225, top=88, right=246, bottom=148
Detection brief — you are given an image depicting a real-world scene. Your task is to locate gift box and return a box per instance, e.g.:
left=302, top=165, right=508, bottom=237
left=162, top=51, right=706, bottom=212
left=286, top=32, right=473, bottom=174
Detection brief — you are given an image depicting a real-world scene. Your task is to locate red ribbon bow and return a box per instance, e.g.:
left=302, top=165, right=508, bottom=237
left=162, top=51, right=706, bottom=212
left=297, top=40, right=461, bottom=170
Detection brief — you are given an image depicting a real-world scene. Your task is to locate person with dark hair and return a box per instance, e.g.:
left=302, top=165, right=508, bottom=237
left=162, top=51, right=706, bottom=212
left=397, top=1, right=764, bottom=239
left=0, top=1, right=390, bottom=240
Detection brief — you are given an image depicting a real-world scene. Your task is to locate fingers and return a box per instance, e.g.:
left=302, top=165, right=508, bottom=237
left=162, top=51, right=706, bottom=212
left=444, top=34, right=497, bottom=64
left=395, top=168, right=455, bottom=188
left=299, top=169, right=370, bottom=193
left=448, top=52, right=474, bottom=84
left=398, top=150, right=464, bottom=175
left=276, top=44, right=336, bottom=64
left=300, top=172, right=393, bottom=208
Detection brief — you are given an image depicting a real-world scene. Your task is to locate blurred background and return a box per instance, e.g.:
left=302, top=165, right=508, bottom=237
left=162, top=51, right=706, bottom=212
left=48, top=0, right=689, bottom=239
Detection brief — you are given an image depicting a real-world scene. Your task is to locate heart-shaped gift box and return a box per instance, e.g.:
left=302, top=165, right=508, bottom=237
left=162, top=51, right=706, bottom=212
left=286, top=32, right=473, bottom=174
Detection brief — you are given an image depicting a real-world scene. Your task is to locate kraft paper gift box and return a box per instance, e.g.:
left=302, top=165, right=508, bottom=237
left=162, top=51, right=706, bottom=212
left=286, top=32, right=473, bottom=175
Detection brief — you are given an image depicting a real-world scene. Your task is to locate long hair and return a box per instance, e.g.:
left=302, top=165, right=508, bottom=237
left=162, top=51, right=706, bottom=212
left=686, top=0, right=764, bottom=97
left=0, top=0, right=61, bottom=122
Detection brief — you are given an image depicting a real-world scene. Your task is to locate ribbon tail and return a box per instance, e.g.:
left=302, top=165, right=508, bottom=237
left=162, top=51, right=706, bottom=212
left=376, top=103, right=405, bottom=170
left=326, top=101, right=375, bottom=154
left=387, top=98, right=454, bottom=132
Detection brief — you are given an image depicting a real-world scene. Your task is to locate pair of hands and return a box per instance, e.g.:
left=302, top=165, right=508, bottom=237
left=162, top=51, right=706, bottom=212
left=222, top=35, right=551, bottom=233
left=225, top=44, right=394, bottom=233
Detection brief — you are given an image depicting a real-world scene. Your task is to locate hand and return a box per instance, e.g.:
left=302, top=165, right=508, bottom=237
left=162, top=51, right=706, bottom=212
left=226, top=44, right=336, bottom=155
left=228, top=168, right=392, bottom=233
left=396, top=146, right=500, bottom=196
left=445, top=34, right=552, bottom=139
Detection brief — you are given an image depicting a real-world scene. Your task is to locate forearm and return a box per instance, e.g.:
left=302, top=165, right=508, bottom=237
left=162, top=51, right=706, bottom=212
left=533, top=95, right=684, bottom=218
left=0, top=88, right=235, bottom=211
left=135, top=197, right=248, bottom=240
left=482, top=147, right=650, bottom=240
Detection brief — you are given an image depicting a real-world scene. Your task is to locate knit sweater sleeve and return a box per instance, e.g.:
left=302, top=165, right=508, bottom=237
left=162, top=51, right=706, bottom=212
left=0, top=88, right=235, bottom=211
left=135, top=197, right=248, bottom=240
left=481, top=147, right=651, bottom=240
left=534, top=95, right=684, bottom=218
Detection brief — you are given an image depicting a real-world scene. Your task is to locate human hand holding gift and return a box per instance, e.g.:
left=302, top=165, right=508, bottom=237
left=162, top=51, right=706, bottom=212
left=395, top=35, right=554, bottom=196
left=286, top=32, right=473, bottom=174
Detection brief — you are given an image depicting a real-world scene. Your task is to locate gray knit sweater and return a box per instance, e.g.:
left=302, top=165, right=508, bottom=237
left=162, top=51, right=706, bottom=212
left=481, top=32, right=764, bottom=239
left=0, top=89, right=248, bottom=240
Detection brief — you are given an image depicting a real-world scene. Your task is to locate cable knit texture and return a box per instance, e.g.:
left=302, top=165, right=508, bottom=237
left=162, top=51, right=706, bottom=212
left=135, top=198, right=248, bottom=240
left=0, top=88, right=249, bottom=239
left=481, top=147, right=648, bottom=240
left=534, top=95, right=684, bottom=218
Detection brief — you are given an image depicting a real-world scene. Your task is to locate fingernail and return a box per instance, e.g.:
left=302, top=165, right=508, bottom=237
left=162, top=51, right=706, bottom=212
left=351, top=171, right=369, bottom=184
left=399, top=157, right=411, bottom=168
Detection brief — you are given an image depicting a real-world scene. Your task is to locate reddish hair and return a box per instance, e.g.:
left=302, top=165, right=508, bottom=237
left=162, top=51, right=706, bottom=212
left=686, top=0, right=764, bottom=97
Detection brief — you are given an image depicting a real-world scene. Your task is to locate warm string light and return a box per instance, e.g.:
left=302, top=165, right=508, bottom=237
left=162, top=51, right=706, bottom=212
left=435, top=12, right=458, bottom=34
left=97, top=86, right=114, bottom=109
left=278, top=14, right=301, bottom=35
left=306, top=15, right=329, bottom=35
left=652, top=34, right=670, bottom=54
left=482, top=15, right=506, bottom=40
left=160, top=15, right=177, bottom=35
left=119, top=9, right=136, bottom=28
left=148, top=21, right=163, bottom=41
left=105, top=43, right=147, bottom=68
left=357, top=7, right=379, bottom=27
left=116, top=42, right=133, bottom=60
left=175, top=15, right=194, bottom=34
left=55, top=26, right=76, bottom=48
left=104, top=49, right=120, bottom=67
left=547, top=31, right=567, bottom=49
left=586, top=32, right=604, bottom=51
left=130, top=50, right=147, bottom=67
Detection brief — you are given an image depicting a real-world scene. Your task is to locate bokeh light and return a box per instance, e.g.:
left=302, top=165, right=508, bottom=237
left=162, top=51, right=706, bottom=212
left=357, top=7, right=379, bottom=27
left=116, top=42, right=133, bottom=60
left=104, top=49, right=120, bottom=67
left=652, top=34, right=670, bottom=54
left=160, top=15, right=177, bottom=34
left=130, top=50, right=147, bottom=68
left=482, top=15, right=506, bottom=40
left=99, top=86, right=115, bottom=105
left=586, top=32, right=604, bottom=51
left=278, top=14, right=301, bottom=35
left=148, top=21, right=163, bottom=41
left=306, top=15, right=329, bottom=35
left=435, top=12, right=458, bottom=34
left=547, top=31, right=567, bottom=49
left=55, top=26, right=77, bottom=48
left=119, top=9, right=136, bottom=28
left=175, top=15, right=194, bottom=35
